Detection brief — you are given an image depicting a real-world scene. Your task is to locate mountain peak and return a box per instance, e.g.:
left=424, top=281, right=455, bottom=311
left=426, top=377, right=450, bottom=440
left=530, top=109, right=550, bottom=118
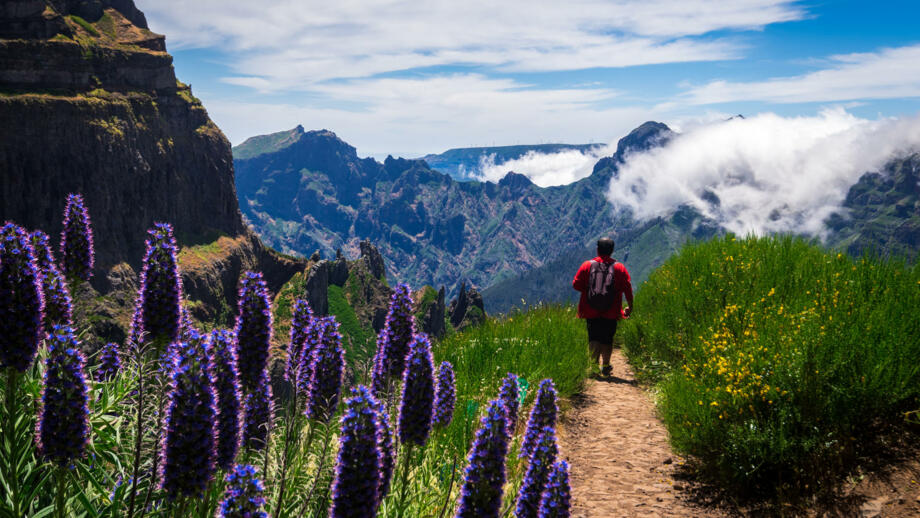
left=233, top=125, right=309, bottom=160
left=591, top=121, right=672, bottom=177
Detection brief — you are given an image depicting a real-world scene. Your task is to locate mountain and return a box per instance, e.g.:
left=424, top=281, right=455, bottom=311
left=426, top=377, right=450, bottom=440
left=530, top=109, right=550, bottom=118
left=827, top=153, right=920, bottom=259
left=0, top=0, right=305, bottom=345
left=419, top=143, right=603, bottom=181
left=233, top=121, right=717, bottom=306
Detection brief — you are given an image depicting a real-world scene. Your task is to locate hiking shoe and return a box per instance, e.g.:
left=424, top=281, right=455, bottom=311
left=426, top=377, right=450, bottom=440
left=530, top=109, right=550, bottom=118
left=601, top=365, right=612, bottom=377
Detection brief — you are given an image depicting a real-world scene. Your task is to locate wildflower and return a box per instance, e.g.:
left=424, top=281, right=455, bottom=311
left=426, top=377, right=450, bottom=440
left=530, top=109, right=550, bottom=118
left=59, top=193, right=94, bottom=283
left=218, top=464, right=267, bottom=518
left=160, top=330, right=217, bottom=499
left=498, top=373, right=521, bottom=433
left=305, top=317, right=345, bottom=423
left=520, top=379, right=557, bottom=459
left=432, top=361, right=456, bottom=429
left=210, top=329, right=241, bottom=471
left=242, top=373, right=273, bottom=451
left=286, top=298, right=313, bottom=382
left=137, top=223, right=183, bottom=347
left=515, top=427, right=559, bottom=518
left=538, top=461, right=571, bottom=518
left=330, top=386, right=382, bottom=518
left=296, top=317, right=325, bottom=399
left=398, top=334, right=435, bottom=446
left=36, top=325, right=90, bottom=467
left=235, top=271, right=272, bottom=393
left=95, top=342, right=120, bottom=382
left=456, top=398, right=509, bottom=518
left=373, top=397, right=395, bottom=502
left=371, top=284, right=415, bottom=391
left=30, top=231, right=72, bottom=327
left=0, top=222, right=45, bottom=372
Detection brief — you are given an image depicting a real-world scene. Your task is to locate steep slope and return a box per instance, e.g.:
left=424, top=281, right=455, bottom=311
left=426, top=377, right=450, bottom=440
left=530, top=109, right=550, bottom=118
left=0, top=0, right=306, bottom=340
left=419, top=142, right=603, bottom=181
left=235, top=122, right=687, bottom=300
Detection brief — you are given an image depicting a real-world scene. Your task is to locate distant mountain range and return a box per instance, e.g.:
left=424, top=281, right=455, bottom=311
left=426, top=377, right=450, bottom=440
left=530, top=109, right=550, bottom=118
left=233, top=123, right=919, bottom=313
left=419, top=143, right=603, bottom=181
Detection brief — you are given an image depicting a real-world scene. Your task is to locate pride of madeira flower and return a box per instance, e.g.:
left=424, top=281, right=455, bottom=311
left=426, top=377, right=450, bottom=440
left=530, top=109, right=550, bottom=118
left=159, top=330, right=217, bottom=499
left=137, top=223, right=183, bottom=347
left=30, top=230, right=72, bottom=328
left=0, top=222, right=45, bottom=372
left=456, top=398, right=510, bottom=518
left=234, top=271, right=272, bottom=393
left=520, top=379, right=558, bottom=459
left=329, top=386, right=383, bottom=518
left=36, top=325, right=90, bottom=467
left=59, top=193, right=94, bottom=284
left=398, top=333, right=435, bottom=446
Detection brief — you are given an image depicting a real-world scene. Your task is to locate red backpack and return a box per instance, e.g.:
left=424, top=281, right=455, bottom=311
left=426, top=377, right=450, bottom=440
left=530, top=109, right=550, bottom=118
left=586, top=259, right=618, bottom=311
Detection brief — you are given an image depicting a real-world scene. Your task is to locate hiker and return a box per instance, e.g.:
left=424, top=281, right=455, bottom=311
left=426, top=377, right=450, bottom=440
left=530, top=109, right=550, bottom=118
left=572, top=237, right=633, bottom=377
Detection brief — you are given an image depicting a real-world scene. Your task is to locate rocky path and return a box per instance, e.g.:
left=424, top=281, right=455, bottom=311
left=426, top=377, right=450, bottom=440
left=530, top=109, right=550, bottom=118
left=558, top=350, right=724, bottom=518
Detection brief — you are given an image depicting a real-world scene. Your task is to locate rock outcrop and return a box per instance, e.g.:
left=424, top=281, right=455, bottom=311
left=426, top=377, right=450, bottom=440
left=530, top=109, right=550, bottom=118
left=448, top=282, right=486, bottom=330
left=0, top=0, right=307, bottom=344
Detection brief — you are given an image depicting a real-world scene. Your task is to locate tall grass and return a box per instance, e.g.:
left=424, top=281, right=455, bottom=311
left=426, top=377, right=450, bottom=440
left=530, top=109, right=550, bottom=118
left=620, top=235, right=920, bottom=492
left=385, top=303, right=592, bottom=516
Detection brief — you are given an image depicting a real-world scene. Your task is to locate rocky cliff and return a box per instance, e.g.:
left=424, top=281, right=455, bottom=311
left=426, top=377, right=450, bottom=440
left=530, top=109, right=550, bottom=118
left=0, top=0, right=306, bottom=343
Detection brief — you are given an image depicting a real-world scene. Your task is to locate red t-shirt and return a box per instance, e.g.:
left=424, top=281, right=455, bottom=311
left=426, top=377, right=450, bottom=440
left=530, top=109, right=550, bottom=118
left=572, top=255, right=633, bottom=319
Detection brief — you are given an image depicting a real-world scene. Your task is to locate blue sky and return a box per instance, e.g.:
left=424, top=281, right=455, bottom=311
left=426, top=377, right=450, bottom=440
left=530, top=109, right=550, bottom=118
left=139, top=0, right=920, bottom=158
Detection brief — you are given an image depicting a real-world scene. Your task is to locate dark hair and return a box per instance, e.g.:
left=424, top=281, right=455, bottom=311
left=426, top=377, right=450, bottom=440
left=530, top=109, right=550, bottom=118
left=597, top=238, right=614, bottom=256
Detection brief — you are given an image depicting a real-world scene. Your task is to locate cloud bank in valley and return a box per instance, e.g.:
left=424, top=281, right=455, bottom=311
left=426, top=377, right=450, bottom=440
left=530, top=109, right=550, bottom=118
left=470, top=146, right=612, bottom=187
left=608, top=109, right=920, bottom=236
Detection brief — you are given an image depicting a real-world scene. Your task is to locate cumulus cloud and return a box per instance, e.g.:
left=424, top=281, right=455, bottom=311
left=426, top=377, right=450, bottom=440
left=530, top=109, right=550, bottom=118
left=608, top=109, right=920, bottom=236
left=471, top=147, right=612, bottom=187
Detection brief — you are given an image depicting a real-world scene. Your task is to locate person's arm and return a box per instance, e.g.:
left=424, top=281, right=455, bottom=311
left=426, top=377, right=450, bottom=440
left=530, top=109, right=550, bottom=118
left=618, top=263, right=634, bottom=317
left=573, top=261, right=590, bottom=292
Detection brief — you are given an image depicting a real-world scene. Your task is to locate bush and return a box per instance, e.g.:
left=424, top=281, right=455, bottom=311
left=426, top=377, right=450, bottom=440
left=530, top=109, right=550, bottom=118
left=620, top=235, right=920, bottom=491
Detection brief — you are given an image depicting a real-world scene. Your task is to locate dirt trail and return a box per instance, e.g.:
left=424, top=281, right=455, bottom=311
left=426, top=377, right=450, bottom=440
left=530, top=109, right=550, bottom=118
left=558, top=350, right=724, bottom=518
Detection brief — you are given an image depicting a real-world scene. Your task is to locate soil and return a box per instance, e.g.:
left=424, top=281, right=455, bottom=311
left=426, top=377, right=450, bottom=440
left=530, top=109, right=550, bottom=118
left=557, top=350, right=920, bottom=517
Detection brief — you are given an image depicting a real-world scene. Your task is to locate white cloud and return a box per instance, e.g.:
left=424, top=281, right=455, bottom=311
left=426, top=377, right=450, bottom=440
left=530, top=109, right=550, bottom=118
left=140, top=0, right=804, bottom=88
left=608, top=109, right=920, bottom=236
left=206, top=74, right=654, bottom=156
left=686, top=44, right=920, bottom=104
left=471, top=146, right=613, bottom=187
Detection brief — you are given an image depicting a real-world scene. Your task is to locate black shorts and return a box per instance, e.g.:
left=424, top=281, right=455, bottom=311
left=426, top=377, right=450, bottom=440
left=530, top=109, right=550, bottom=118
left=586, top=318, right=618, bottom=345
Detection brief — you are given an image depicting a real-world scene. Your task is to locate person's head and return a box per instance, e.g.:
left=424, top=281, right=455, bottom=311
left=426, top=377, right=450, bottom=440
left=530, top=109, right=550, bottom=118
left=597, top=237, right=614, bottom=257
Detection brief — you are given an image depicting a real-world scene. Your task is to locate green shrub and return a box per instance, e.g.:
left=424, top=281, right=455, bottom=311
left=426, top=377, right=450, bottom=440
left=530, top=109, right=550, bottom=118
left=69, top=15, right=100, bottom=37
left=620, top=235, right=920, bottom=491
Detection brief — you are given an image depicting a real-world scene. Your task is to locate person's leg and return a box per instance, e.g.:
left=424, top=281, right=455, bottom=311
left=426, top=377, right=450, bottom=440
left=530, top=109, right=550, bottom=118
left=600, top=319, right=618, bottom=376
left=588, top=340, right=602, bottom=365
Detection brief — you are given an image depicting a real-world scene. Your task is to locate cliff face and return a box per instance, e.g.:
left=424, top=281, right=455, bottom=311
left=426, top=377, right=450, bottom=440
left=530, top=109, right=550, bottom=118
left=0, top=0, right=305, bottom=342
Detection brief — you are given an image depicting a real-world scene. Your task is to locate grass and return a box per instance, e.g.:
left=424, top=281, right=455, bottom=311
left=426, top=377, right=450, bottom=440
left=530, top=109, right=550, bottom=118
left=327, top=285, right=376, bottom=365
left=69, top=15, right=100, bottom=37
left=620, top=235, right=920, bottom=494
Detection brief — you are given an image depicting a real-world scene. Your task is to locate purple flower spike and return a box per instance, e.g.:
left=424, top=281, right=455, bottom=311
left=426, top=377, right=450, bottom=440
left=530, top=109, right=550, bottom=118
left=305, top=317, right=345, bottom=423
left=160, top=330, right=218, bottom=499
left=36, top=325, right=90, bottom=467
left=0, top=222, right=45, bottom=372
left=295, top=317, right=325, bottom=399
left=515, top=427, right=559, bottom=518
left=520, top=379, right=557, bottom=459
left=95, top=342, right=121, bottom=382
left=210, top=329, right=241, bottom=470
left=137, top=223, right=183, bottom=347
left=371, top=283, right=415, bottom=391
left=218, top=464, right=267, bottom=518
left=537, top=461, right=571, bottom=518
left=456, top=398, right=510, bottom=518
left=30, top=231, right=73, bottom=328
left=432, top=361, right=456, bottom=429
left=398, top=334, right=435, bottom=446
left=243, top=373, right=273, bottom=451
left=59, top=193, right=94, bottom=283
left=287, top=298, right=314, bottom=381
left=234, top=271, right=272, bottom=393
left=499, top=373, right=520, bottom=434
left=330, top=386, right=382, bottom=518
left=373, top=397, right=395, bottom=502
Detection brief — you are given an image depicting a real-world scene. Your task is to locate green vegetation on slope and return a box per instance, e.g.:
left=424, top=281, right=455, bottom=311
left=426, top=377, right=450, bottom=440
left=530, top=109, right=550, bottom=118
left=327, top=284, right=376, bottom=364
left=233, top=125, right=306, bottom=160
left=621, top=235, right=920, bottom=493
